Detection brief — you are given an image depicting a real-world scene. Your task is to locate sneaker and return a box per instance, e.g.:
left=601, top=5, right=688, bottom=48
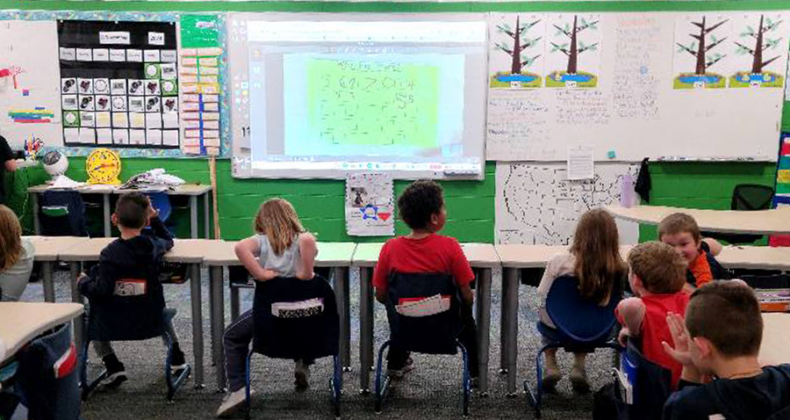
left=387, top=357, right=415, bottom=379
left=102, top=356, right=127, bottom=389
left=541, top=365, right=561, bottom=392
left=171, top=347, right=188, bottom=375
left=294, top=359, right=310, bottom=391
left=216, top=388, right=254, bottom=418
left=570, top=366, right=590, bottom=393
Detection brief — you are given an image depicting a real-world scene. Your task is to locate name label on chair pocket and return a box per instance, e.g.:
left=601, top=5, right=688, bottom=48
left=272, top=298, right=324, bottom=318
left=114, top=279, right=147, bottom=296
left=396, top=294, right=451, bottom=317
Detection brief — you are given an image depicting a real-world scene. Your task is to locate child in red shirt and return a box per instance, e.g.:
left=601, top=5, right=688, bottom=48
left=617, top=241, right=690, bottom=389
left=373, top=180, right=478, bottom=382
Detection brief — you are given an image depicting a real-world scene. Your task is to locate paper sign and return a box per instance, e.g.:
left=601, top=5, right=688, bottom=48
left=148, top=32, right=165, bottom=46
left=144, top=50, right=161, bottom=63
left=92, top=49, right=109, bottom=62
left=59, top=48, right=76, bottom=61
left=76, top=48, right=92, bottom=61
left=99, top=31, right=131, bottom=45
left=345, top=173, right=395, bottom=236
left=567, top=146, right=595, bottom=180
left=126, top=49, right=143, bottom=63
left=109, top=49, right=126, bottom=62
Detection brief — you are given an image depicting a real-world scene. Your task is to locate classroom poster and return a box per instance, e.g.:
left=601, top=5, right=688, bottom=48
left=489, top=13, right=546, bottom=89
left=345, top=173, right=394, bottom=237
left=545, top=14, right=602, bottom=88
left=672, top=14, right=732, bottom=89
left=57, top=20, right=180, bottom=148
left=728, top=12, right=788, bottom=89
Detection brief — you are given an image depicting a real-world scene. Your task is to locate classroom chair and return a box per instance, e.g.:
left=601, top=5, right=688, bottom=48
left=525, top=275, right=622, bottom=419
left=146, top=192, right=173, bottom=223
left=14, top=323, right=80, bottom=420
left=79, top=266, right=191, bottom=402
left=244, top=275, right=341, bottom=420
left=39, top=190, right=89, bottom=237
left=374, top=272, right=472, bottom=416
left=704, top=184, right=774, bottom=245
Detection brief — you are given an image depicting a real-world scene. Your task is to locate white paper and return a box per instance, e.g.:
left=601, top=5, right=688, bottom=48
left=99, top=31, right=130, bottom=45
left=129, top=112, right=146, bottom=129
left=76, top=48, right=92, bottom=61
left=162, top=113, right=179, bottom=128
left=162, top=130, right=180, bottom=146
left=94, top=79, right=110, bottom=95
left=80, top=111, right=95, bottom=127
left=109, top=49, right=126, bottom=62
left=92, top=49, right=109, bottom=62
left=161, top=50, right=177, bottom=63
left=112, top=112, right=129, bottom=128
left=145, top=113, right=162, bottom=129
left=64, top=128, right=80, bottom=144
left=95, top=112, right=111, bottom=128
left=126, top=49, right=143, bottom=63
left=129, top=129, right=146, bottom=145
left=97, top=128, right=113, bottom=144
left=110, top=79, right=127, bottom=95
left=148, top=32, right=165, bottom=46
left=59, top=47, right=76, bottom=61
left=78, top=128, right=96, bottom=144
left=146, top=129, right=162, bottom=145
left=144, top=50, right=161, bottom=63
left=112, top=129, right=129, bottom=145
left=567, top=146, right=594, bottom=180
left=345, top=173, right=394, bottom=236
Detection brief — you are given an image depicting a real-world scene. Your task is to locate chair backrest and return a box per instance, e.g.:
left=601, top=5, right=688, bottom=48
left=146, top=192, right=172, bottom=222
left=732, top=184, right=774, bottom=211
left=545, top=275, right=621, bottom=343
left=767, top=404, right=790, bottom=420
left=385, top=272, right=462, bottom=355
left=39, top=190, right=88, bottom=237
left=15, top=323, right=80, bottom=420
left=252, top=275, right=339, bottom=360
left=620, top=339, right=672, bottom=420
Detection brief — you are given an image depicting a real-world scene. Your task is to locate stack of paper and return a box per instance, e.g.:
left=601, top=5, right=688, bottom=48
left=395, top=294, right=451, bottom=318
left=756, top=289, right=790, bottom=312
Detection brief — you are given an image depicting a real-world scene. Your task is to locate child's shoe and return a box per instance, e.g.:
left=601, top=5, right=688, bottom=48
left=294, top=359, right=310, bottom=391
left=102, top=354, right=127, bottom=388
left=387, top=357, right=415, bottom=379
left=216, top=388, right=254, bottom=418
left=541, top=365, right=562, bottom=391
left=570, top=366, right=590, bottom=393
left=170, top=343, right=188, bottom=375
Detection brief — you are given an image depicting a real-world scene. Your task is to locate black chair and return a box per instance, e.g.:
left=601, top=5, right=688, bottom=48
left=79, top=266, right=191, bottom=402
left=608, top=339, right=673, bottom=420
left=15, top=323, right=80, bottom=420
left=374, top=272, right=471, bottom=416
left=39, top=190, right=89, bottom=237
left=244, top=275, right=341, bottom=419
left=526, top=275, right=622, bottom=418
left=704, top=184, right=775, bottom=244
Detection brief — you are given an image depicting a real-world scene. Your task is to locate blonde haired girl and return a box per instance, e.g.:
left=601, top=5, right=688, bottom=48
left=0, top=205, right=34, bottom=301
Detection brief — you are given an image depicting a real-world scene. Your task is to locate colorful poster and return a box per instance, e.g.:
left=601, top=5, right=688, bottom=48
left=489, top=13, right=545, bottom=89
left=729, top=12, right=788, bottom=89
left=545, top=14, right=601, bottom=88
left=345, top=173, right=394, bottom=237
left=181, top=15, right=220, bottom=49
left=673, top=14, right=731, bottom=89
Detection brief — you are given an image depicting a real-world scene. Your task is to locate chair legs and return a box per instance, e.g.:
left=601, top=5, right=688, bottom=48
left=524, top=344, right=557, bottom=419
left=163, top=333, right=192, bottom=402
left=458, top=342, right=470, bottom=417
left=373, top=340, right=391, bottom=414
left=79, top=339, right=109, bottom=401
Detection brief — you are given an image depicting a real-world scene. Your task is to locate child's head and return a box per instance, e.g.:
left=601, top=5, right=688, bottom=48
left=397, top=180, right=446, bottom=233
left=570, top=208, right=626, bottom=304
left=627, top=241, right=686, bottom=295
left=254, top=198, right=305, bottom=256
left=113, top=192, right=151, bottom=230
left=658, top=213, right=702, bottom=263
left=0, top=205, right=23, bottom=271
left=685, top=282, right=763, bottom=373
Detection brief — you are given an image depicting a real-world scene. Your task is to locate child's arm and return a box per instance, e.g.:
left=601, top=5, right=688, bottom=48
left=702, top=238, right=722, bottom=256
left=147, top=215, right=174, bottom=256
left=295, top=232, right=317, bottom=280
left=77, top=259, right=117, bottom=298
left=616, top=297, right=645, bottom=345
left=235, top=237, right=278, bottom=282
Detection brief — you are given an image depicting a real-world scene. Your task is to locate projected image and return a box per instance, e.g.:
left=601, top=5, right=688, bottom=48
left=229, top=15, right=488, bottom=179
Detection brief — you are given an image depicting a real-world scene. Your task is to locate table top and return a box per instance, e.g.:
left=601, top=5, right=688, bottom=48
left=164, top=239, right=212, bottom=263
left=606, top=205, right=790, bottom=235
left=718, top=246, right=790, bottom=270
left=495, top=244, right=569, bottom=268
left=0, top=302, right=84, bottom=364
left=760, top=313, right=790, bottom=366
left=26, top=236, right=90, bottom=262
left=202, top=241, right=357, bottom=267
left=29, top=183, right=211, bottom=196
left=58, top=237, right=115, bottom=262
left=352, top=242, right=501, bottom=269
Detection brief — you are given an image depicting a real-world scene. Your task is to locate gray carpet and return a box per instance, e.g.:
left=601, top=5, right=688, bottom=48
left=19, top=267, right=607, bottom=420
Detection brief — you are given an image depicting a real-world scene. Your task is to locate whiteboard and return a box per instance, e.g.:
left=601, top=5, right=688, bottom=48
left=0, top=20, right=63, bottom=149
left=486, top=12, right=790, bottom=162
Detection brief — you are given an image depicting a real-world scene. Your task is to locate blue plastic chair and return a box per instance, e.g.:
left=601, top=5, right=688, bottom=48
left=612, top=339, right=673, bottom=420
left=525, top=275, right=622, bottom=418
left=146, top=192, right=172, bottom=222
left=374, top=272, right=471, bottom=416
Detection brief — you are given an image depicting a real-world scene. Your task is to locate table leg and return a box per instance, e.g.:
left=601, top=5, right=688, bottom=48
left=203, top=192, right=210, bottom=239
left=475, top=267, right=492, bottom=396
left=103, top=194, right=111, bottom=237
left=333, top=267, right=351, bottom=371
left=359, top=267, right=374, bottom=393
left=209, top=266, right=226, bottom=391
left=31, top=193, right=41, bottom=235
left=42, top=261, right=55, bottom=303
left=504, top=267, right=519, bottom=396
left=70, top=262, right=85, bottom=349
left=190, top=196, right=198, bottom=239
left=500, top=270, right=509, bottom=374
left=190, top=263, right=205, bottom=388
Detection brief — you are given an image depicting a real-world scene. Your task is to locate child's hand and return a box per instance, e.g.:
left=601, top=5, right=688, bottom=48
left=258, top=269, right=280, bottom=281
left=77, top=273, right=89, bottom=285
left=662, top=312, right=694, bottom=367
left=682, top=283, right=695, bottom=294
left=618, top=328, right=631, bottom=347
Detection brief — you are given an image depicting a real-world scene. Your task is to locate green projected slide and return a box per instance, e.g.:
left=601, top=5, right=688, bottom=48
left=306, top=58, right=440, bottom=148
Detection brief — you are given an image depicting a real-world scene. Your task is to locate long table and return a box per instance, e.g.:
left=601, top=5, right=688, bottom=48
left=760, top=313, right=790, bottom=366
left=0, top=302, right=84, bottom=364
left=606, top=204, right=790, bottom=235
left=29, top=183, right=212, bottom=239
left=352, top=242, right=500, bottom=395
left=26, top=236, right=90, bottom=302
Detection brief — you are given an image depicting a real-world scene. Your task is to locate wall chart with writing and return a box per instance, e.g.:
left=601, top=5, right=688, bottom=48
left=58, top=20, right=180, bottom=148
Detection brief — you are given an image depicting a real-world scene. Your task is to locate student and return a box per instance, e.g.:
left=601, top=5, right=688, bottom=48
left=617, top=241, right=689, bottom=389
left=373, top=180, right=479, bottom=382
left=0, top=205, right=33, bottom=301
left=0, top=134, right=18, bottom=206
left=78, top=192, right=186, bottom=387
left=662, top=282, right=790, bottom=420
left=537, top=208, right=627, bottom=392
left=216, top=198, right=318, bottom=418
left=658, top=213, right=726, bottom=291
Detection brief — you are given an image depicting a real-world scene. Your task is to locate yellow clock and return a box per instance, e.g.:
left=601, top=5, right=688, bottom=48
left=86, top=148, right=122, bottom=185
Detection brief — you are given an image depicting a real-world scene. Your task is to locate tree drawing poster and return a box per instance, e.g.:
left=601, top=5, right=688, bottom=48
left=489, top=14, right=545, bottom=89
left=545, top=14, right=602, bottom=89
left=729, top=12, right=789, bottom=89
left=673, top=14, right=732, bottom=89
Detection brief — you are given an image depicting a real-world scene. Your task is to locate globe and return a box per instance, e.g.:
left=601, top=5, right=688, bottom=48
left=42, top=151, right=69, bottom=178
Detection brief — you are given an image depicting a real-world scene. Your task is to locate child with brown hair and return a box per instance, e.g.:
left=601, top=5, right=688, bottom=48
left=537, top=208, right=628, bottom=392
left=617, top=241, right=689, bottom=389
left=0, top=205, right=34, bottom=301
left=658, top=213, right=726, bottom=290
left=216, top=198, right=318, bottom=418
left=662, top=282, right=790, bottom=419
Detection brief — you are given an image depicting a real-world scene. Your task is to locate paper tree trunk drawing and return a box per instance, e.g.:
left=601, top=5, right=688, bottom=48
left=731, top=14, right=786, bottom=88
left=546, top=15, right=600, bottom=88
left=490, top=15, right=544, bottom=89
left=673, top=16, right=730, bottom=89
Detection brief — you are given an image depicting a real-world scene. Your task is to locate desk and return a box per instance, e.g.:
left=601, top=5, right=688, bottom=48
left=202, top=241, right=357, bottom=391
left=58, top=237, right=209, bottom=388
left=29, top=183, right=212, bottom=239
left=352, top=242, right=499, bottom=396
left=0, top=302, right=83, bottom=364
left=717, top=246, right=790, bottom=270
left=760, top=313, right=790, bottom=366
left=26, top=236, right=90, bottom=302
left=605, top=205, right=790, bottom=235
